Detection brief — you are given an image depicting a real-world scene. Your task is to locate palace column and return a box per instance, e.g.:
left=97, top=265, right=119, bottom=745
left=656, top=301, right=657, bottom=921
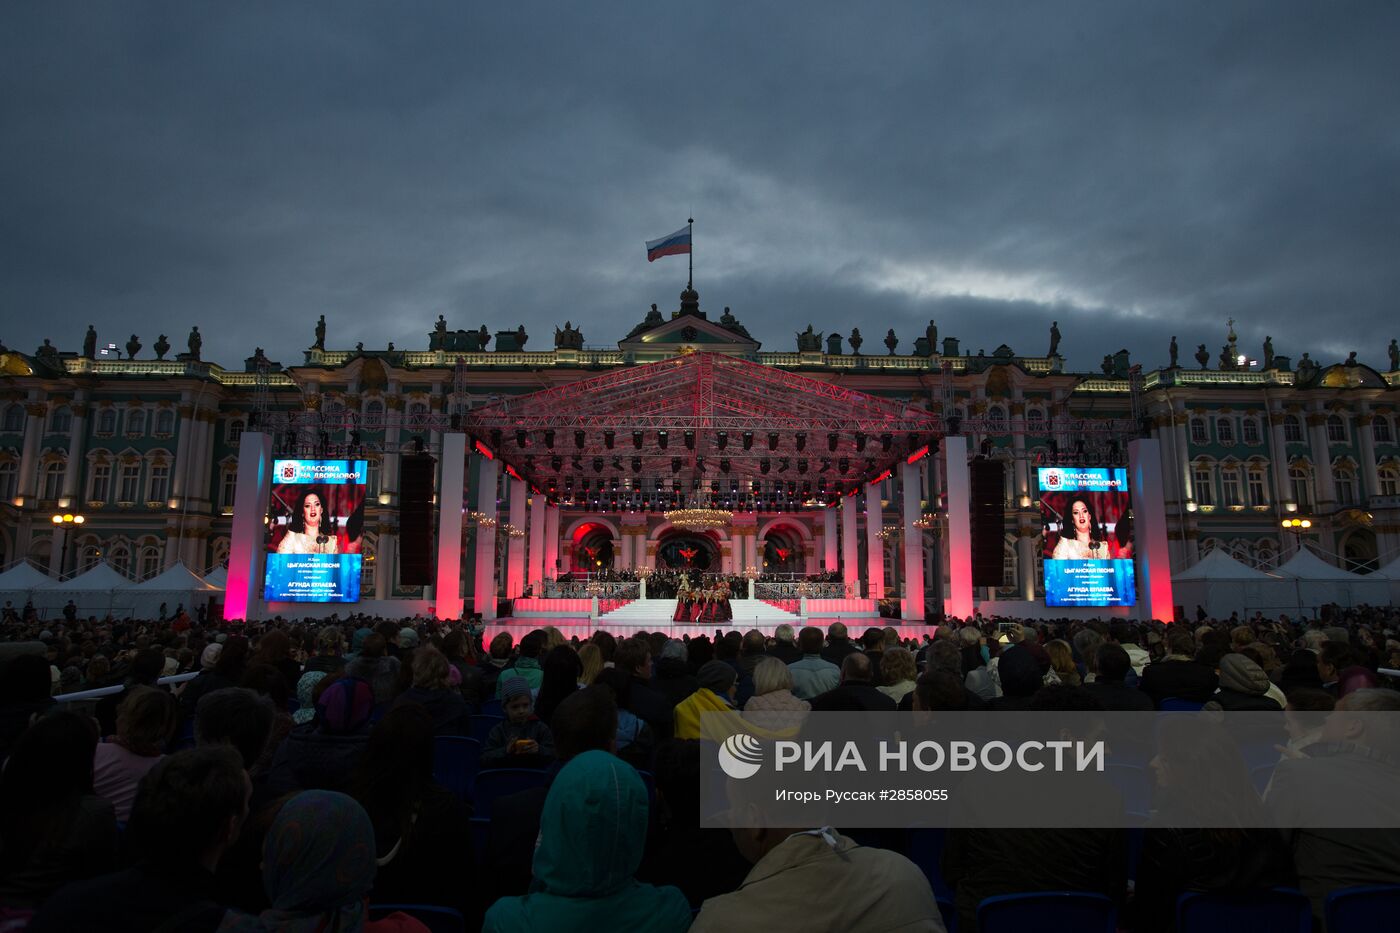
left=823, top=508, right=839, bottom=572
left=505, top=476, right=528, bottom=597
left=943, top=435, right=974, bottom=618
left=1357, top=408, right=1380, bottom=500
left=841, top=494, right=860, bottom=595
left=901, top=459, right=927, bottom=621
left=472, top=455, right=501, bottom=619
left=16, top=398, right=46, bottom=503
left=435, top=433, right=466, bottom=619
left=1306, top=405, right=1337, bottom=509
left=527, top=491, right=547, bottom=594
left=60, top=396, right=88, bottom=506
left=864, top=486, right=885, bottom=599
left=544, top=505, right=560, bottom=578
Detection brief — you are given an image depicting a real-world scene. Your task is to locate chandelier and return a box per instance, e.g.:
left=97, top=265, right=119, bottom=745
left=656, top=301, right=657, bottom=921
left=664, top=494, right=733, bottom=532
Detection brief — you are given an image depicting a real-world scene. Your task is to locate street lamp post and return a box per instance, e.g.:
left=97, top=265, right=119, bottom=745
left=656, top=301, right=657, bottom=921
left=49, top=511, right=86, bottom=578
left=1280, top=517, right=1312, bottom=617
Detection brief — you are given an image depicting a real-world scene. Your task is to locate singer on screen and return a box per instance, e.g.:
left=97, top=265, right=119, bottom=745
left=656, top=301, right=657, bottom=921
left=1051, top=497, right=1108, bottom=560
left=277, top=488, right=340, bottom=554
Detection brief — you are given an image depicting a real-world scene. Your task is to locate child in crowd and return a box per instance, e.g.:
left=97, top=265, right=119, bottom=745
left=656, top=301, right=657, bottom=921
left=481, top=677, right=555, bottom=766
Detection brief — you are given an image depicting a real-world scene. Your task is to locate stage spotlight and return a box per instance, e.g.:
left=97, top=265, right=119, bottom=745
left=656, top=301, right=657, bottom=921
left=760, top=458, right=771, bottom=474
left=658, top=430, right=668, bottom=449
left=592, top=457, right=604, bottom=473
left=820, top=458, right=832, bottom=473
left=742, top=431, right=754, bottom=450
left=768, top=432, right=779, bottom=451
left=612, top=456, right=623, bottom=471
left=797, top=458, right=808, bottom=474
left=632, top=430, right=644, bottom=449
left=671, top=457, right=682, bottom=473
left=752, top=480, right=762, bottom=493
left=574, top=430, right=586, bottom=449
left=516, top=430, right=528, bottom=447
left=604, top=430, right=615, bottom=449
left=551, top=455, right=562, bottom=471
left=716, top=431, right=728, bottom=450
left=828, top=433, right=839, bottom=452
left=580, top=479, right=590, bottom=493
left=631, top=456, right=642, bottom=472
left=684, top=430, right=695, bottom=450
left=838, top=458, right=849, bottom=474
left=881, top=433, right=892, bottom=452
left=794, top=432, right=807, bottom=452
left=720, top=458, right=731, bottom=473
left=572, top=455, right=583, bottom=471
left=855, top=433, right=867, bottom=452
left=778, top=457, right=791, bottom=473
left=543, top=429, right=555, bottom=448
left=695, top=457, right=706, bottom=472
left=565, top=476, right=574, bottom=489
left=802, top=481, right=812, bottom=495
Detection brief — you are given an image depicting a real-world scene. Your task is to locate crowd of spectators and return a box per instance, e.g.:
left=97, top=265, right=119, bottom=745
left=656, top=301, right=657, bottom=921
left=0, top=604, right=1397, bottom=931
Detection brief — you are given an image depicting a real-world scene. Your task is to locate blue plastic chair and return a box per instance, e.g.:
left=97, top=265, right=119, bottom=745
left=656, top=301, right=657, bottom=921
left=480, top=696, right=503, bottom=718
left=431, top=736, right=482, bottom=802
left=908, top=828, right=953, bottom=902
left=1176, top=887, right=1310, bottom=933
left=471, top=766, right=551, bottom=820
left=978, top=892, right=1115, bottom=933
left=469, top=714, right=504, bottom=744
left=1159, top=697, right=1205, bottom=712
left=936, top=896, right=958, bottom=933
left=368, top=904, right=465, bottom=933
left=634, top=768, right=657, bottom=807
left=1325, top=884, right=1400, bottom=933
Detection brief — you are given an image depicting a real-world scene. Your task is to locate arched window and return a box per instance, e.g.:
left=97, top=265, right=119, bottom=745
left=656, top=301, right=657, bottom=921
left=118, top=462, right=141, bottom=503
left=1001, top=543, right=1018, bottom=590
left=220, top=464, right=238, bottom=511
left=41, top=461, right=64, bottom=500
left=1215, top=417, right=1235, bottom=445
left=1199, top=538, right=1220, bottom=556
left=1190, top=418, right=1208, bottom=445
left=126, top=409, right=147, bottom=436
left=364, top=400, right=384, bottom=430
left=210, top=537, right=231, bottom=570
left=88, top=462, right=111, bottom=503
left=109, top=543, right=131, bottom=578
left=1283, top=415, right=1303, bottom=444
left=227, top=419, right=245, bottom=444
left=407, top=401, right=429, bottom=430
left=988, top=406, right=1007, bottom=433
left=1192, top=462, right=1215, bottom=507
left=0, top=460, right=16, bottom=501
left=1334, top=464, right=1358, bottom=506
left=1254, top=539, right=1278, bottom=571
left=1374, top=417, right=1394, bottom=445
left=96, top=409, right=117, bottom=435
left=1289, top=463, right=1314, bottom=510
left=1026, top=408, right=1046, bottom=433
left=49, top=407, right=72, bottom=434
left=139, top=546, right=161, bottom=580
left=1247, top=466, right=1268, bottom=506
left=1220, top=463, right=1243, bottom=507
left=367, top=459, right=381, bottom=498
left=361, top=537, right=377, bottom=592
left=147, top=462, right=170, bottom=502
left=1, top=405, right=23, bottom=433
left=1326, top=414, right=1347, bottom=444
left=155, top=409, right=175, bottom=435
left=1242, top=418, right=1261, bottom=445
left=79, top=545, right=101, bottom=572
left=1380, top=464, right=1400, bottom=497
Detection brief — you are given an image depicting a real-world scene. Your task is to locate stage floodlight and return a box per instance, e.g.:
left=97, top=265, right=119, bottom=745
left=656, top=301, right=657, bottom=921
left=797, top=458, right=808, bottom=474
left=551, top=455, right=562, bottom=471
left=695, top=457, right=705, bottom=472
left=820, top=457, right=831, bottom=473
left=684, top=430, right=695, bottom=450
left=778, top=457, right=790, bottom=473
left=671, top=457, right=682, bottom=473
left=572, top=455, right=583, bottom=471
left=516, top=430, right=528, bottom=447
left=742, top=431, right=754, bottom=450
left=828, top=433, right=839, bottom=452
left=720, top=458, right=731, bottom=473
left=760, top=458, right=771, bottom=474
left=604, top=430, right=615, bottom=449
left=574, top=430, right=586, bottom=449
left=631, top=456, right=642, bottom=472
left=612, top=456, right=623, bottom=471
left=716, top=431, right=728, bottom=450
left=768, top=432, right=779, bottom=451
left=658, top=430, right=668, bottom=449
left=855, top=433, right=867, bottom=452
left=544, top=429, right=555, bottom=448
left=838, top=457, right=849, bottom=474
left=632, top=430, right=644, bottom=449
left=592, top=457, right=604, bottom=473
left=795, top=432, right=807, bottom=451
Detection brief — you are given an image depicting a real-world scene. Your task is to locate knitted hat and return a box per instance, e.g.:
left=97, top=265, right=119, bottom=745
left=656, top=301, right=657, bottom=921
left=697, top=660, right=738, bottom=694
left=315, top=677, right=375, bottom=735
left=201, top=643, right=223, bottom=670
left=501, top=677, right=532, bottom=702
left=293, top=671, right=329, bottom=725
left=1217, top=653, right=1269, bottom=696
left=398, top=627, right=420, bottom=649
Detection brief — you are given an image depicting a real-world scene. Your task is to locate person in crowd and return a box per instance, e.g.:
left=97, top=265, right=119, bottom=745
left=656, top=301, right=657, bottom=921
left=735, top=629, right=768, bottom=703
left=675, top=660, right=740, bottom=739
left=482, top=750, right=693, bottom=932
left=345, top=633, right=401, bottom=704
left=1051, top=496, right=1108, bottom=559
left=692, top=778, right=943, bottom=932
left=391, top=646, right=469, bottom=735
left=94, top=646, right=166, bottom=738
left=0, top=653, right=56, bottom=761
left=616, top=636, right=674, bottom=742
left=877, top=646, right=917, bottom=705
left=577, top=642, right=604, bottom=686
left=651, top=638, right=698, bottom=708
left=482, top=677, right=555, bottom=765
left=911, top=669, right=978, bottom=711
left=248, top=630, right=301, bottom=697
left=291, top=671, right=329, bottom=726
left=984, top=643, right=1042, bottom=711
left=276, top=488, right=340, bottom=555
left=819, top=621, right=858, bottom=667
left=349, top=705, right=473, bottom=920
left=196, top=688, right=277, bottom=774
left=92, top=685, right=178, bottom=822
left=238, top=663, right=295, bottom=767
left=743, top=657, right=810, bottom=733
left=497, top=630, right=546, bottom=698
left=1139, top=628, right=1217, bottom=707
left=484, top=686, right=620, bottom=899
left=28, top=746, right=251, bottom=933
left=266, top=676, right=375, bottom=793
left=214, top=790, right=427, bottom=932
left=1072, top=627, right=1104, bottom=683
left=593, top=668, right=656, bottom=768
left=1278, top=647, right=1326, bottom=693
left=1316, top=641, right=1356, bottom=697
left=181, top=635, right=250, bottom=723
left=1083, top=644, right=1154, bottom=711
left=1268, top=688, right=1400, bottom=927
left=439, top=628, right=485, bottom=709
left=1110, top=623, right=1150, bottom=676
left=767, top=623, right=802, bottom=664
left=1238, top=644, right=1290, bottom=708
left=788, top=626, right=840, bottom=700
left=1045, top=638, right=1082, bottom=687
left=480, top=631, right=514, bottom=699
left=1207, top=653, right=1283, bottom=711
left=1128, top=717, right=1296, bottom=932
left=811, top=652, right=897, bottom=712
left=302, top=626, right=345, bottom=674
left=0, top=712, right=117, bottom=911
left=534, top=644, right=583, bottom=726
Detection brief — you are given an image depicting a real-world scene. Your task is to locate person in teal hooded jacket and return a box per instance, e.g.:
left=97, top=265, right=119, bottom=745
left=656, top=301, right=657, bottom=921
left=482, top=750, right=692, bottom=933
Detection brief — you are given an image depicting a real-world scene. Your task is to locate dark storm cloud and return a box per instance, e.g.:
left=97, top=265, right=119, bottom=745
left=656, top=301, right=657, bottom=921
left=3, top=2, right=1398, bottom=372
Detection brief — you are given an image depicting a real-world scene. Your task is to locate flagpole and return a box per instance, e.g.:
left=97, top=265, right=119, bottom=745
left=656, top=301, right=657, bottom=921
left=687, top=217, right=694, bottom=290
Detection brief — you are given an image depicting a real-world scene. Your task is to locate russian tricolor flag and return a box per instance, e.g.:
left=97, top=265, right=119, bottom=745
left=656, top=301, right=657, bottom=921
left=645, top=225, right=692, bottom=262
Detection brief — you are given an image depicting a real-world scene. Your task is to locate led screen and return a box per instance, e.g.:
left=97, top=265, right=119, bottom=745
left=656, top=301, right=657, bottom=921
left=263, top=459, right=367, bottom=602
left=1039, top=466, right=1136, bottom=607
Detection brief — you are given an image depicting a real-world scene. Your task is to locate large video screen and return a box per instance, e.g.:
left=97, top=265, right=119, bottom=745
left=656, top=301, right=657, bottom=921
left=264, top=459, right=367, bottom=603
left=1039, top=466, right=1136, bottom=607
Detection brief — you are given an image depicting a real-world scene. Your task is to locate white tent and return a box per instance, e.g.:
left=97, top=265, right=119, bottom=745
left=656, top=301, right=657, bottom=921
left=1171, top=548, right=1294, bottom=619
left=118, top=563, right=222, bottom=618
left=1371, top=555, right=1400, bottom=604
left=0, top=561, right=56, bottom=613
left=1273, top=546, right=1392, bottom=608
left=32, top=562, right=132, bottom=616
left=202, top=566, right=228, bottom=589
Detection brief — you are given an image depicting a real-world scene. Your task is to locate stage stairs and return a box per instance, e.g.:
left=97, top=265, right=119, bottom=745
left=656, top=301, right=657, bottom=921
left=597, top=598, right=801, bottom=628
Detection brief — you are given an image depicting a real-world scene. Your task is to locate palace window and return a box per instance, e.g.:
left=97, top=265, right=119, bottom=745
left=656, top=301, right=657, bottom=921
left=1289, top=464, right=1313, bottom=510
left=367, top=459, right=381, bottom=498
left=41, top=462, right=63, bottom=500
left=0, top=461, right=16, bottom=501
left=1193, top=464, right=1215, bottom=507
left=228, top=419, right=245, bottom=444
left=1374, top=418, right=1394, bottom=444
left=220, top=466, right=238, bottom=510
left=96, top=409, right=117, bottom=435
left=1190, top=418, right=1208, bottom=445
left=1216, top=418, right=1235, bottom=444
left=1002, top=545, right=1018, bottom=590
left=49, top=407, right=72, bottom=434
left=127, top=409, right=147, bottom=436
left=988, top=406, right=1008, bottom=433
left=109, top=544, right=131, bottom=578
left=89, top=463, right=111, bottom=503
left=148, top=464, right=170, bottom=503
left=79, top=546, right=101, bottom=572
left=1247, top=469, right=1268, bottom=507
left=1242, top=419, right=1261, bottom=445
left=1221, top=467, right=1242, bottom=507
left=1326, top=414, right=1347, bottom=444
left=118, top=463, right=141, bottom=502
left=1334, top=466, right=1358, bottom=506
left=364, top=400, right=384, bottom=430
left=1026, top=409, right=1046, bottom=433
left=139, top=546, right=161, bottom=580
left=1, top=405, right=23, bottom=433
left=1380, top=466, right=1399, bottom=497
left=407, top=401, right=429, bottom=430
left=1283, top=415, right=1303, bottom=444
left=155, top=410, right=175, bottom=435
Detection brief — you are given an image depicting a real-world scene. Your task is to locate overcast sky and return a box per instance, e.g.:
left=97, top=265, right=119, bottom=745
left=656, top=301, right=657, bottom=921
left=3, top=2, right=1398, bottom=374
